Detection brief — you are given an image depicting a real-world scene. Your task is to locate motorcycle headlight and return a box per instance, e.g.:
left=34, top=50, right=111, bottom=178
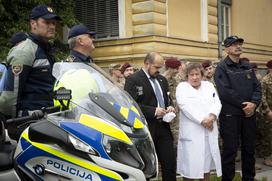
left=102, top=134, right=144, bottom=169
left=68, top=135, right=97, bottom=155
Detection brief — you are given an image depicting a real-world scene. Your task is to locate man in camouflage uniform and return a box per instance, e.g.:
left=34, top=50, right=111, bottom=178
left=257, top=60, right=272, bottom=166
left=162, top=57, right=182, bottom=153
left=202, top=60, right=216, bottom=86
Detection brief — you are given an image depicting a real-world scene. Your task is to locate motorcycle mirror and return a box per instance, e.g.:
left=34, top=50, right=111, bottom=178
left=28, top=121, right=90, bottom=159
left=53, top=87, right=72, bottom=111
left=28, top=121, right=70, bottom=147
left=53, top=87, right=72, bottom=100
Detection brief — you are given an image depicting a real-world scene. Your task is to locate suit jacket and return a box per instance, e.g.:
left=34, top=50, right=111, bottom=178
left=124, top=69, right=171, bottom=137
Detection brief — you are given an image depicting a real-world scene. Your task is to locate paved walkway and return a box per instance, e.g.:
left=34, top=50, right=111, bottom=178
left=235, top=157, right=272, bottom=180
left=152, top=156, right=272, bottom=181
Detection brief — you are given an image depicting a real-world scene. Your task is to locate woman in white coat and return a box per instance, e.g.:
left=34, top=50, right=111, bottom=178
left=176, top=63, right=222, bottom=181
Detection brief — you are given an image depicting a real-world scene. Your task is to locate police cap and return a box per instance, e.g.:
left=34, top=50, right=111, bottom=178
left=31, top=4, right=60, bottom=20
left=223, top=35, right=244, bottom=47
left=68, top=24, right=96, bottom=39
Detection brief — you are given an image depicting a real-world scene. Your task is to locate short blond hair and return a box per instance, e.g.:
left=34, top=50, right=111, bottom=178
left=185, top=63, right=204, bottom=79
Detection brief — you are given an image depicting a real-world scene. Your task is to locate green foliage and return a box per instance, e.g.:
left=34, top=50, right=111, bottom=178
left=0, top=0, right=79, bottom=61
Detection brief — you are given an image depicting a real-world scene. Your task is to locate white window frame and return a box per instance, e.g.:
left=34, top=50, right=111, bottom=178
left=222, top=4, right=231, bottom=40
left=118, top=0, right=126, bottom=38
left=201, top=0, right=208, bottom=42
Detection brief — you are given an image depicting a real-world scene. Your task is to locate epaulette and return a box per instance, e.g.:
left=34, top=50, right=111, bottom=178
left=65, top=55, right=76, bottom=62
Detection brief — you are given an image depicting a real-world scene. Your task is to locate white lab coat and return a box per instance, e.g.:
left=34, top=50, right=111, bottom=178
left=176, top=81, right=222, bottom=179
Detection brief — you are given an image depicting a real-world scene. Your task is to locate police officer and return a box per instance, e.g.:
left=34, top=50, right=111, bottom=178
left=0, top=4, right=60, bottom=140
left=214, top=36, right=261, bottom=181
left=0, top=32, right=28, bottom=91
left=66, top=24, right=95, bottom=63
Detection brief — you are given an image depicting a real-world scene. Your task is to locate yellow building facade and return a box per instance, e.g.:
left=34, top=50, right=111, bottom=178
left=89, top=0, right=272, bottom=68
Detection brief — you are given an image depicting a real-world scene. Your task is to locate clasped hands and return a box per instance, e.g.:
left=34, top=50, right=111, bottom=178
left=242, top=102, right=256, bottom=117
left=201, top=114, right=216, bottom=131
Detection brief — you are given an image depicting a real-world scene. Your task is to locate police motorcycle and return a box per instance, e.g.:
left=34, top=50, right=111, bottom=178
left=0, top=62, right=158, bottom=181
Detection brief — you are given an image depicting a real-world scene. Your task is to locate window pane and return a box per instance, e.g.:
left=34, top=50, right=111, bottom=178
left=75, top=0, right=119, bottom=39
left=225, top=7, right=229, bottom=26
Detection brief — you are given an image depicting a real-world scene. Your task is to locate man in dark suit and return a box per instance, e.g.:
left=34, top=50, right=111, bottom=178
left=124, top=52, right=176, bottom=181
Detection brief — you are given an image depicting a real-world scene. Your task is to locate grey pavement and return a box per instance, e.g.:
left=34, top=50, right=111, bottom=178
left=235, top=155, right=272, bottom=180
left=255, top=157, right=272, bottom=180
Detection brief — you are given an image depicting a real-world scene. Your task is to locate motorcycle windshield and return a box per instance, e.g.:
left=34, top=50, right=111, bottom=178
left=52, top=62, right=147, bottom=135
left=50, top=62, right=157, bottom=178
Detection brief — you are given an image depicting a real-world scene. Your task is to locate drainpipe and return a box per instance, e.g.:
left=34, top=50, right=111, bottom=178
left=217, top=0, right=223, bottom=60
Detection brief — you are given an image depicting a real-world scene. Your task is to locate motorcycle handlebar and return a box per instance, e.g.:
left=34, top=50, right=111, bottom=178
left=6, top=110, right=44, bottom=125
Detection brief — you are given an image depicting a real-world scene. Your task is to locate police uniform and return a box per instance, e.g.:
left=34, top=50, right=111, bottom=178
left=215, top=56, right=262, bottom=180
left=0, top=63, right=6, bottom=84
left=65, top=50, right=92, bottom=63
left=0, top=5, right=60, bottom=140
left=65, top=24, right=96, bottom=64
left=0, top=33, right=55, bottom=116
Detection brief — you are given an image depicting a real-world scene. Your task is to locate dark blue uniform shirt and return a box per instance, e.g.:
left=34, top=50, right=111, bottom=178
left=0, top=33, right=55, bottom=116
left=68, top=50, right=92, bottom=63
left=214, top=56, right=261, bottom=116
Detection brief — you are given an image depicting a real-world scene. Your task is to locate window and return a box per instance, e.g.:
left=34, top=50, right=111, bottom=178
left=75, top=0, right=119, bottom=39
left=221, top=0, right=231, bottom=41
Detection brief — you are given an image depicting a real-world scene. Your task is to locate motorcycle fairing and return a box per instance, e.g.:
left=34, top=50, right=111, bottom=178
left=20, top=135, right=32, bottom=150
left=111, top=102, right=144, bottom=129
left=79, top=114, right=132, bottom=145
left=16, top=130, right=123, bottom=181
left=60, top=121, right=110, bottom=159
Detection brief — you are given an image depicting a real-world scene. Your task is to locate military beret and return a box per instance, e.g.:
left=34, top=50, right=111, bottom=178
left=223, top=35, right=244, bottom=47
left=266, top=60, right=272, bottom=69
left=165, top=57, right=181, bottom=69
left=202, top=60, right=212, bottom=69
left=120, top=63, right=132, bottom=74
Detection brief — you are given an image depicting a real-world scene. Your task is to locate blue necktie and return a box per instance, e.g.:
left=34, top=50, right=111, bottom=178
left=150, top=78, right=165, bottom=108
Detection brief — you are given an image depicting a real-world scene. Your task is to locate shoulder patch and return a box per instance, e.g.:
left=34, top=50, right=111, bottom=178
left=65, top=55, right=75, bottom=62
left=12, top=64, right=23, bottom=76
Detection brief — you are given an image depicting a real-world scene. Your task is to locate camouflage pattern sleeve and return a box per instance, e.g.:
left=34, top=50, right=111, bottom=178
left=261, top=74, right=272, bottom=115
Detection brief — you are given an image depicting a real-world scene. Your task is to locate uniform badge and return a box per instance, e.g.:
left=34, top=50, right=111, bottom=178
left=65, top=55, right=75, bottom=62
left=136, top=86, right=143, bottom=96
left=12, top=64, right=23, bottom=76
left=47, top=7, right=53, bottom=13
